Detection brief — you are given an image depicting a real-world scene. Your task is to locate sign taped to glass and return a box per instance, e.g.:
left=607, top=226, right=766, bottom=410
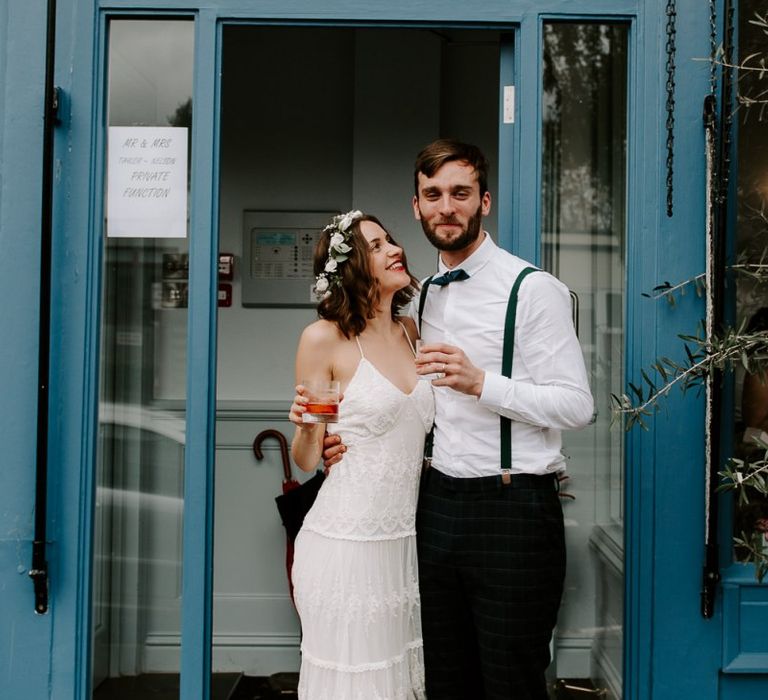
left=107, top=126, right=188, bottom=238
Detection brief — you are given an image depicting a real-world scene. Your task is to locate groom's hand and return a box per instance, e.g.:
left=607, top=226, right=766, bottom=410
left=322, top=433, right=346, bottom=468
left=416, top=342, right=485, bottom=397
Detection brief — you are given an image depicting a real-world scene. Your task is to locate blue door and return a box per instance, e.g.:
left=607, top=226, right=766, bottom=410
left=32, top=2, right=761, bottom=700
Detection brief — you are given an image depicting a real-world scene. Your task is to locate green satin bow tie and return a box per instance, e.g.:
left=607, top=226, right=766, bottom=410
left=430, top=269, right=470, bottom=286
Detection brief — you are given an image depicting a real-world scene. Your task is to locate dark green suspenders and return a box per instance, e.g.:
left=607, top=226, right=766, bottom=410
left=418, top=276, right=435, bottom=467
left=500, top=266, right=538, bottom=482
left=417, top=266, right=539, bottom=479
left=417, top=275, right=434, bottom=335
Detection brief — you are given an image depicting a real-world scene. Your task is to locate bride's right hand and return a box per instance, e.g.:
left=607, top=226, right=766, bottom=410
left=288, top=385, right=312, bottom=429
left=289, top=384, right=344, bottom=432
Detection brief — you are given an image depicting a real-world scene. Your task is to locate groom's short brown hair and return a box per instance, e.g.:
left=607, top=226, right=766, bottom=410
left=414, top=139, right=490, bottom=197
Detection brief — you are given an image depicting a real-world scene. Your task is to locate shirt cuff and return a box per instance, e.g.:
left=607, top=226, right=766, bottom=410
left=478, top=371, right=511, bottom=410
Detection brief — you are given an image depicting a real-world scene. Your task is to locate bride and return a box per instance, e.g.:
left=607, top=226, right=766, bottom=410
left=288, top=210, right=434, bottom=699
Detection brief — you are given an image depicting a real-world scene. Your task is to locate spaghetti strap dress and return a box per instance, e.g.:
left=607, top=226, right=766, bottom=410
left=292, top=325, right=434, bottom=700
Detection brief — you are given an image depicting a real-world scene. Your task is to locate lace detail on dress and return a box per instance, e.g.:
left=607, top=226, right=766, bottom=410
left=294, top=546, right=421, bottom=632
left=301, top=359, right=434, bottom=541
left=291, top=357, right=434, bottom=700
left=298, top=645, right=426, bottom=700
left=293, top=533, right=427, bottom=699
left=301, top=640, right=424, bottom=673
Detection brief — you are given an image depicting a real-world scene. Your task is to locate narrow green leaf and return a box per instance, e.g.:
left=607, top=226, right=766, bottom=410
left=641, top=369, right=655, bottom=391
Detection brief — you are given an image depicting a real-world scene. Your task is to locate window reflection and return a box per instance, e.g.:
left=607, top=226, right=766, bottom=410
left=734, top=1, right=768, bottom=566
left=542, top=22, right=628, bottom=699
left=92, top=19, right=193, bottom=700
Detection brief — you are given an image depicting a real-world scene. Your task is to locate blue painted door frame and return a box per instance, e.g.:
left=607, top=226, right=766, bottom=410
left=4, top=1, right=765, bottom=699
left=0, top=4, right=55, bottom=697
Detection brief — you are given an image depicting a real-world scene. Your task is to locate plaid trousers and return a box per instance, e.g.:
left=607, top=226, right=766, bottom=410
left=416, top=467, right=566, bottom=700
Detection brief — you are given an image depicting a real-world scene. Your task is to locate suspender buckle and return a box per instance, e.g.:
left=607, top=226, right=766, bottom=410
left=501, top=469, right=512, bottom=485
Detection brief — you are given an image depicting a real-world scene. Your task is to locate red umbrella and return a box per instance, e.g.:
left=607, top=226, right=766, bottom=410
left=252, top=429, right=324, bottom=603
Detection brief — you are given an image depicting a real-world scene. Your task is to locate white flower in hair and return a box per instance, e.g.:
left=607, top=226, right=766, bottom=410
left=313, top=209, right=365, bottom=301
left=339, top=209, right=363, bottom=231
left=329, top=232, right=345, bottom=248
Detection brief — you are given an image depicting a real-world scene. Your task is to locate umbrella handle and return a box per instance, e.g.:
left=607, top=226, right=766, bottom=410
left=253, top=429, right=293, bottom=481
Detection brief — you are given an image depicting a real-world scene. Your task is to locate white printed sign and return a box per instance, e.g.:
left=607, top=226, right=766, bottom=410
left=107, top=126, right=188, bottom=238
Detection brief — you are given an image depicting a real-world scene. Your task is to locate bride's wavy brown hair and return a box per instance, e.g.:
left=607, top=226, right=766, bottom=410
left=315, top=214, right=419, bottom=338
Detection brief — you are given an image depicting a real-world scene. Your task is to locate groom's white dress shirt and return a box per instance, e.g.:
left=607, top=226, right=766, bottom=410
left=414, top=233, right=594, bottom=478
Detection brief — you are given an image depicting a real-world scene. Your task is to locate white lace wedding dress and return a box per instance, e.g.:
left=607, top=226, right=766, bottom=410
left=292, top=334, right=434, bottom=700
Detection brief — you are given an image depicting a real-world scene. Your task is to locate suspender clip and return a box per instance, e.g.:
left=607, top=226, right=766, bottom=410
left=501, top=469, right=512, bottom=485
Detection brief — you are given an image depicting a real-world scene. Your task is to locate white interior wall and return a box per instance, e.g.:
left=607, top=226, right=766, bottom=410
left=212, top=26, right=499, bottom=401
left=215, top=27, right=355, bottom=401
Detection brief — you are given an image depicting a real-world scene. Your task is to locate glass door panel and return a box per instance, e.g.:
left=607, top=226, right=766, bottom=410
left=541, top=22, right=628, bottom=699
left=92, top=18, right=194, bottom=699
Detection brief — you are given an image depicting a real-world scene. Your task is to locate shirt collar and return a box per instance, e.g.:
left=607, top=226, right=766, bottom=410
left=437, top=232, right=496, bottom=277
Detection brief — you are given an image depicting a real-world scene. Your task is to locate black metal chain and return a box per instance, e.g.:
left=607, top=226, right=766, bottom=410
left=719, top=0, right=735, bottom=206
left=665, top=0, right=677, bottom=217
left=709, top=0, right=718, bottom=99
left=707, top=0, right=719, bottom=197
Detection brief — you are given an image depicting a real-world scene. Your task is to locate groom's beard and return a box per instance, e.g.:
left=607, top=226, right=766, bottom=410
left=419, top=204, right=483, bottom=252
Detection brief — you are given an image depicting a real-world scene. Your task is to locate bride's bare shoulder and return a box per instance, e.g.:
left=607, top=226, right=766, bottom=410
left=299, top=319, right=345, bottom=350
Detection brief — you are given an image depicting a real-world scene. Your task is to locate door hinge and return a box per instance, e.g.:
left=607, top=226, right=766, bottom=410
left=29, top=540, right=49, bottom=614
left=51, top=86, right=61, bottom=123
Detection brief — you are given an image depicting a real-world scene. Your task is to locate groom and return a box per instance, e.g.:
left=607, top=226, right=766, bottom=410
left=325, top=139, right=593, bottom=699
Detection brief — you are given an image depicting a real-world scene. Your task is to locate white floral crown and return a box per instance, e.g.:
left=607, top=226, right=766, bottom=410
left=313, top=210, right=364, bottom=300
